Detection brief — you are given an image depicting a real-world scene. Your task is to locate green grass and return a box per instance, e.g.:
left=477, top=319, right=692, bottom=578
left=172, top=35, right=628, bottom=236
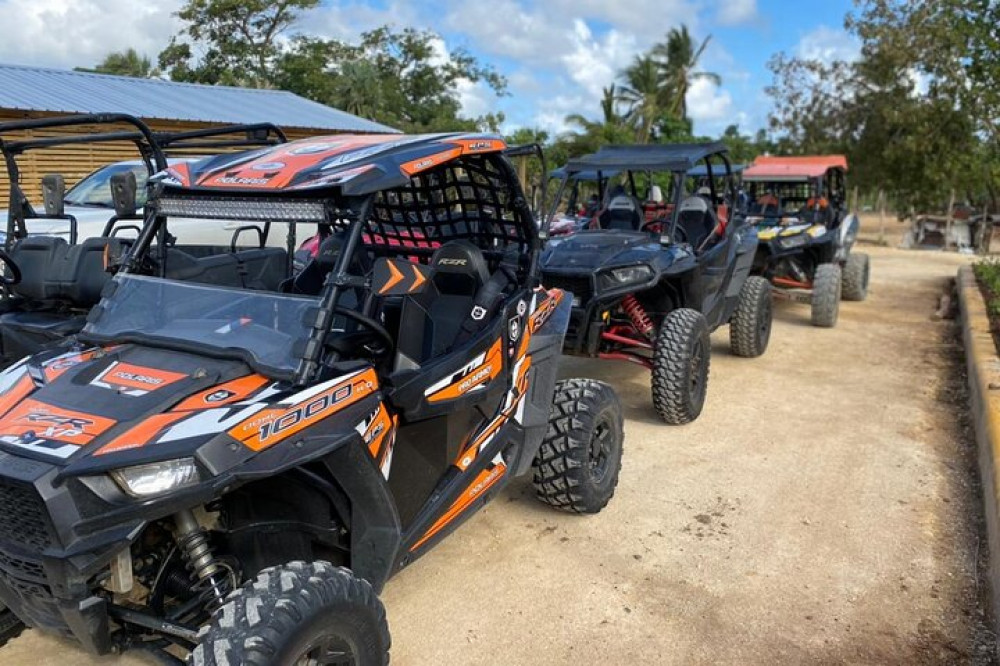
left=974, top=259, right=1000, bottom=317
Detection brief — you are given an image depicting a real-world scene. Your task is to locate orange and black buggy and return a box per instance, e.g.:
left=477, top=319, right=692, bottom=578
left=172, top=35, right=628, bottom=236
left=0, top=123, right=624, bottom=664
left=742, top=155, right=870, bottom=327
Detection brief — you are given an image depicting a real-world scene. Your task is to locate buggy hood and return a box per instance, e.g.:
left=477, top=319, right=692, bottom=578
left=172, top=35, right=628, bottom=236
left=541, top=230, right=667, bottom=272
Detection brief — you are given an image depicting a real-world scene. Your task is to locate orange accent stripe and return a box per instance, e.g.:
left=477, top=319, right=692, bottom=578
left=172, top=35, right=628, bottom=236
left=95, top=412, right=189, bottom=456
left=411, top=463, right=507, bottom=551
left=773, top=277, right=812, bottom=290
left=0, top=375, right=35, bottom=419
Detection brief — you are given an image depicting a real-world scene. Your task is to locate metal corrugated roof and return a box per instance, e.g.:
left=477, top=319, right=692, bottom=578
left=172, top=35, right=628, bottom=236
left=0, top=63, right=399, bottom=134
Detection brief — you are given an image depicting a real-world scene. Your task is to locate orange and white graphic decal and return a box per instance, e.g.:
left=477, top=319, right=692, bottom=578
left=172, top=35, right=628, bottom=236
left=0, top=398, right=116, bottom=457
left=172, top=374, right=270, bottom=411
left=0, top=373, right=35, bottom=420
left=91, top=362, right=187, bottom=397
left=425, top=338, right=504, bottom=404
left=228, top=368, right=378, bottom=451
left=94, top=412, right=190, bottom=456
left=356, top=404, right=397, bottom=479
left=411, top=455, right=507, bottom=551
left=42, top=349, right=100, bottom=382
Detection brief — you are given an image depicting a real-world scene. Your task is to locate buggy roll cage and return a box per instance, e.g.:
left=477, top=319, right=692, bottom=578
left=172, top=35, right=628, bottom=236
left=541, top=142, right=737, bottom=244
left=105, top=134, right=542, bottom=386
left=0, top=113, right=287, bottom=249
left=504, top=142, right=548, bottom=217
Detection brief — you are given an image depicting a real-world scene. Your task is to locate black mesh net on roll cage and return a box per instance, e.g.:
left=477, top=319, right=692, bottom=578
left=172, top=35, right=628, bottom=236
left=363, top=153, right=529, bottom=268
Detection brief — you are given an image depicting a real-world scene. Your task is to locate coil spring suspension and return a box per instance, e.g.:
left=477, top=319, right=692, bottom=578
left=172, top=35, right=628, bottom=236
left=174, top=510, right=233, bottom=614
left=622, top=295, right=655, bottom=341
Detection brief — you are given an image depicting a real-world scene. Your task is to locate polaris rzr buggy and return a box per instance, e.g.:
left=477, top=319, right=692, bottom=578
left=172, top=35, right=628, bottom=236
left=741, top=155, right=869, bottom=327
left=0, top=114, right=287, bottom=368
left=540, top=143, right=771, bottom=425
left=0, top=129, right=623, bottom=664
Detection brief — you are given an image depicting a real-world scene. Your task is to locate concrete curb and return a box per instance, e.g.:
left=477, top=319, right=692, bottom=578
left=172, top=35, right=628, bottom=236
left=957, top=264, right=1000, bottom=626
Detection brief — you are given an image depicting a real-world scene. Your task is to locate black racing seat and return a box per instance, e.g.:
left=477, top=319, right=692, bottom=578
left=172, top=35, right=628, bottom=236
left=0, top=236, right=114, bottom=361
left=394, top=240, right=512, bottom=371
left=675, top=196, right=719, bottom=251
left=599, top=194, right=644, bottom=231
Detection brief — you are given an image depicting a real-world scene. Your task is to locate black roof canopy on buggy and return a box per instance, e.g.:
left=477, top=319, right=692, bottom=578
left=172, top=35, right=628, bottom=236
left=564, top=141, right=730, bottom=174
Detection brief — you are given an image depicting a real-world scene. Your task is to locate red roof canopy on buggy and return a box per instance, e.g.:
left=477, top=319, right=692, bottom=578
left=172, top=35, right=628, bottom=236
left=743, top=155, right=848, bottom=181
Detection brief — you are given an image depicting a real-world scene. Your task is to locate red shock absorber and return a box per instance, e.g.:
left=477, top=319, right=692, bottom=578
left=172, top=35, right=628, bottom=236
left=622, top=295, right=655, bottom=341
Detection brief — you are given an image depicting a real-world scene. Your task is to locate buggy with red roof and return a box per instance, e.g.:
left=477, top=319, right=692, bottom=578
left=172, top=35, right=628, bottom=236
left=742, top=154, right=869, bottom=327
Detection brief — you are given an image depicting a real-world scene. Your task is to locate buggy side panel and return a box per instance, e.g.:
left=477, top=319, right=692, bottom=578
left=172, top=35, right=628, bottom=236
left=699, top=223, right=758, bottom=329
left=834, top=213, right=860, bottom=262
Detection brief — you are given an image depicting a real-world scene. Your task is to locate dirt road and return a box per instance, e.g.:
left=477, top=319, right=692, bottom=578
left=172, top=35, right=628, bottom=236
left=3, top=244, right=995, bottom=665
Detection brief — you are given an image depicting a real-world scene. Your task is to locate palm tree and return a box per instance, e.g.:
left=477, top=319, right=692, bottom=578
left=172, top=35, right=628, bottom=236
left=617, top=55, right=672, bottom=143
left=653, top=25, right=721, bottom=119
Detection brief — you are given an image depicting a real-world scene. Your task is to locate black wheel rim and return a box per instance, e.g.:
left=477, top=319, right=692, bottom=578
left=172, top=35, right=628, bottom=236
left=690, top=338, right=707, bottom=404
left=588, top=419, right=613, bottom=484
left=296, top=634, right=357, bottom=666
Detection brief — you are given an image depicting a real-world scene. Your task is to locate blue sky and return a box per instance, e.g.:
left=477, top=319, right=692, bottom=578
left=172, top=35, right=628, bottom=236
left=0, top=0, right=861, bottom=138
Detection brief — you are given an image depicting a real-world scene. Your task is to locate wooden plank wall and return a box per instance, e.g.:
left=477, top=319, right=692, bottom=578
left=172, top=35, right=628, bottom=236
left=0, top=110, right=336, bottom=208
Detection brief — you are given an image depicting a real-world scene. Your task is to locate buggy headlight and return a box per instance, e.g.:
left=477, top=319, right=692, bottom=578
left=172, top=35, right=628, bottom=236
left=599, top=265, right=654, bottom=291
left=111, top=458, right=201, bottom=498
left=778, top=234, right=809, bottom=249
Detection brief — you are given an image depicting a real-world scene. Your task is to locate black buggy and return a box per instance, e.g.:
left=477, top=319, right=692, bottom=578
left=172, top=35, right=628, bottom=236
left=741, top=155, right=869, bottom=327
left=0, top=114, right=287, bottom=367
left=0, top=127, right=623, bottom=663
left=540, top=143, right=771, bottom=425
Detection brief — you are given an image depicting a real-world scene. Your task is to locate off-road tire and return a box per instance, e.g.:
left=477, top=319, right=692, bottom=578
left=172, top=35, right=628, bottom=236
left=190, top=561, right=389, bottom=666
left=533, top=379, right=624, bottom=514
left=842, top=252, right=870, bottom=301
left=651, top=308, right=710, bottom=424
left=811, top=263, right=842, bottom=328
left=729, top=276, right=772, bottom=358
left=0, top=603, right=24, bottom=647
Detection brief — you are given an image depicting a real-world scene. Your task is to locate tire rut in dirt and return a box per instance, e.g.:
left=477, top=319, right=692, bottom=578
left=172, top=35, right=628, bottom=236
left=190, top=561, right=389, bottom=666
left=532, top=378, right=624, bottom=514
left=730, top=276, right=773, bottom=358
left=811, top=263, right=842, bottom=328
left=652, top=308, right=710, bottom=424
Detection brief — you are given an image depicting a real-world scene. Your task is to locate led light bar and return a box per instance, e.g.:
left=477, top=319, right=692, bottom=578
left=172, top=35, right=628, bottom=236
left=158, top=196, right=327, bottom=223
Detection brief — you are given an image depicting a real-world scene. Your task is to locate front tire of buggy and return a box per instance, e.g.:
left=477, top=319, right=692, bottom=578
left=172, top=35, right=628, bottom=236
left=729, top=276, right=772, bottom=358
left=811, top=263, right=842, bottom=328
left=841, top=252, right=870, bottom=301
left=190, top=561, right=389, bottom=666
left=652, top=308, right=710, bottom=425
left=533, top=379, right=624, bottom=514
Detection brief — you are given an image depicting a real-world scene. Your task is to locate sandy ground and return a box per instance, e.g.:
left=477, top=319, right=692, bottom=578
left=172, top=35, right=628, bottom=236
left=2, top=239, right=997, bottom=665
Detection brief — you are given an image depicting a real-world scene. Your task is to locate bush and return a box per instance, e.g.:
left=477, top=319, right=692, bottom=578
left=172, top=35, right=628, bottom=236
left=973, top=259, right=1000, bottom=317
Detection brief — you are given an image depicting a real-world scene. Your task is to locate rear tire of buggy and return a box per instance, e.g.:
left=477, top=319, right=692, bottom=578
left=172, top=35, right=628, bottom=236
left=0, top=602, right=25, bottom=647
left=652, top=308, right=710, bottom=425
left=842, top=252, right=870, bottom=301
left=811, top=263, right=842, bottom=328
left=190, top=561, right=389, bottom=666
left=729, top=276, right=772, bottom=358
left=533, top=379, right=624, bottom=514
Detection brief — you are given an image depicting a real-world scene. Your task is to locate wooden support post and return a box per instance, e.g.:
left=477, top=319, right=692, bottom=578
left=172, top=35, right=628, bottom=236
left=850, top=186, right=859, bottom=215
left=978, top=204, right=991, bottom=255
left=945, top=189, right=956, bottom=251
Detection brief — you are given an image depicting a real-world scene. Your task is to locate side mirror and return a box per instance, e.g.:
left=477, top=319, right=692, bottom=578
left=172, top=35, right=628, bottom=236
left=41, top=174, right=65, bottom=217
left=110, top=172, right=138, bottom=218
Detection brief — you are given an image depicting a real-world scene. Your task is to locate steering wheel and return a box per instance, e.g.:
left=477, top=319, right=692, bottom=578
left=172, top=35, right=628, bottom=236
left=332, top=307, right=395, bottom=358
left=0, top=249, right=22, bottom=287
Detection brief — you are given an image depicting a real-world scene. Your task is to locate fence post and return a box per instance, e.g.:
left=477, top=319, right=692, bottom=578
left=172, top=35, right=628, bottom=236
left=877, top=189, right=886, bottom=245
left=945, top=189, right=956, bottom=250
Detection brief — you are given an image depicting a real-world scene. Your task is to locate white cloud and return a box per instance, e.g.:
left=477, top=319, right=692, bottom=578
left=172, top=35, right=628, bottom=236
left=715, top=0, right=758, bottom=26
left=686, top=77, right=734, bottom=130
left=0, top=0, right=181, bottom=68
left=560, top=20, right=638, bottom=99
left=795, top=25, right=860, bottom=65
